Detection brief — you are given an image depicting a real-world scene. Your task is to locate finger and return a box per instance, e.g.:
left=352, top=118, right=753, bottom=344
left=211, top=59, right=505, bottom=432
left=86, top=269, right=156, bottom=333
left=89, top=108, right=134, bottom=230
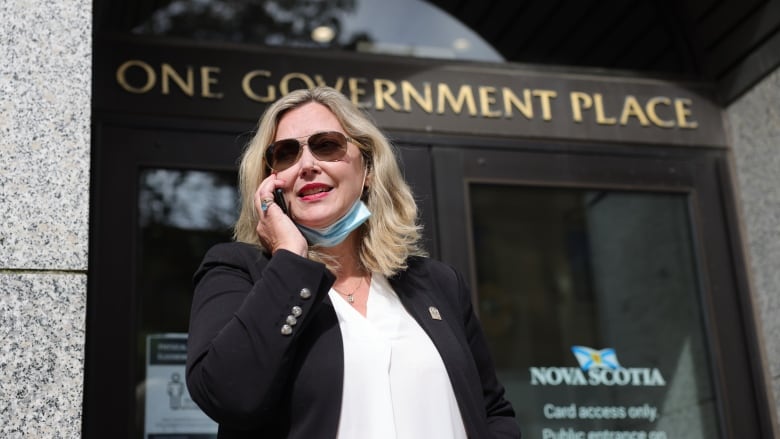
left=254, top=174, right=286, bottom=215
left=254, top=176, right=275, bottom=202
left=260, top=197, right=276, bottom=213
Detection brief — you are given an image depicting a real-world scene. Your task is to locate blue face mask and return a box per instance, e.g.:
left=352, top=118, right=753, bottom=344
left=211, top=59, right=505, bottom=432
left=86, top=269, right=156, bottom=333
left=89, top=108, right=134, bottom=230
left=297, top=200, right=371, bottom=247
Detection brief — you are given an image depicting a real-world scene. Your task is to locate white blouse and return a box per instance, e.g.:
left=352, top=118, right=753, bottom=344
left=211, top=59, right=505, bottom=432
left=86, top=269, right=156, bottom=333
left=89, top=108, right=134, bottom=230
left=328, top=274, right=467, bottom=439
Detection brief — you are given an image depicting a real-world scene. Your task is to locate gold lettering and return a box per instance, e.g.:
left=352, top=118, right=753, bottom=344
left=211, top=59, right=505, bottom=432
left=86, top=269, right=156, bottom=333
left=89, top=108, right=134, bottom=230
left=279, top=73, right=316, bottom=96
left=437, top=84, right=477, bottom=116
left=402, top=81, right=433, bottom=113
left=314, top=75, right=345, bottom=92
left=161, top=64, right=194, bottom=96
left=115, top=61, right=706, bottom=134
left=479, top=86, right=501, bottom=118
left=241, top=70, right=275, bottom=103
left=619, top=95, right=650, bottom=126
left=502, top=88, right=533, bottom=119
left=534, top=90, right=557, bottom=121
left=116, top=60, right=156, bottom=94
left=675, top=98, right=698, bottom=128
left=348, top=77, right=368, bottom=108
left=593, top=93, right=617, bottom=125
left=374, top=79, right=401, bottom=111
left=646, top=97, right=674, bottom=128
left=200, top=66, right=223, bottom=99
left=570, top=91, right=592, bottom=123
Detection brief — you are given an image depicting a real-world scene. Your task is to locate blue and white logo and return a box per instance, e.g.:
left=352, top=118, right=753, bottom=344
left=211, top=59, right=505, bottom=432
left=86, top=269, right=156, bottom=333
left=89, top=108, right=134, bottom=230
left=571, top=346, right=621, bottom=371
left=529, top=346, right=666, bottom=387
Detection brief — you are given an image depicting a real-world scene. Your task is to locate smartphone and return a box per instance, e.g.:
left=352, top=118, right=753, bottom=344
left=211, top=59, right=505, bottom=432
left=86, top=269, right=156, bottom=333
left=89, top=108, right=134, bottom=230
left=273, top=188, right=289, bottom=216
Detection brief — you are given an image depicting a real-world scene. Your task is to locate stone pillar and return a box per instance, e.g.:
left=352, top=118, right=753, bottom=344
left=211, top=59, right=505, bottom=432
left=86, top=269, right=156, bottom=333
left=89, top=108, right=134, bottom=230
left=0, top=1, right=91, bottom=437
left=727, top=66, right=780, bottom=429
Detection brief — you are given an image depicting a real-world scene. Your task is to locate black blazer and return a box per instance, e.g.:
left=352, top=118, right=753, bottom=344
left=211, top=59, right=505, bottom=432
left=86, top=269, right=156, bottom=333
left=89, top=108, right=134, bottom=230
left=186, top=242, right=521, bottom=438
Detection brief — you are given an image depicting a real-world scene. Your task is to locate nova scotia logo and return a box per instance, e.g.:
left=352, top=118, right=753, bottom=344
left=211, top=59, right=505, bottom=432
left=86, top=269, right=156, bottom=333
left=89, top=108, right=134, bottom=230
left=571, top=346, right=620, bottom=371
left=529, top=346, right=666, bottom=387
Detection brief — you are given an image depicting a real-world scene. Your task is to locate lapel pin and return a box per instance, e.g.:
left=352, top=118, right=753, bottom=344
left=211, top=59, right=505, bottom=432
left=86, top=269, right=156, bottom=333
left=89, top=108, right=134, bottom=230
left=428, top=306, right=442, bottom=320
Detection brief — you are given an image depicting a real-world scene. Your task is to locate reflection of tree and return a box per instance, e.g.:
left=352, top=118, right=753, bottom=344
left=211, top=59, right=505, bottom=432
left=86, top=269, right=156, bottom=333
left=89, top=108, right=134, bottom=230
left=133, top=0, right=362, bottom=48
left=136, top=169, right=238, bottom=366
left=138, top=169, right=238, bottom=231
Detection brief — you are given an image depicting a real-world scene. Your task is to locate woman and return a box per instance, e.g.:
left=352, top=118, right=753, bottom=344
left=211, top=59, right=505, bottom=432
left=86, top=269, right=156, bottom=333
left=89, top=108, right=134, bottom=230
left=186, top=86, right=521, bottom=438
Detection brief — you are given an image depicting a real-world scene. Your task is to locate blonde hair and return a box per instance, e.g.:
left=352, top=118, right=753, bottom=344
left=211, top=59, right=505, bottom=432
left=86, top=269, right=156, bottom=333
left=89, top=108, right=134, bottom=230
left=234, top=86, right=427, bottom=276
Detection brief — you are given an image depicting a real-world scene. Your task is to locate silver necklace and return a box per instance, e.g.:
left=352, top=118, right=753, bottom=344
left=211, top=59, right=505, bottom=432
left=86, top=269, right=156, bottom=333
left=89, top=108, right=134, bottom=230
left=337, top=276, right=364, bottom=304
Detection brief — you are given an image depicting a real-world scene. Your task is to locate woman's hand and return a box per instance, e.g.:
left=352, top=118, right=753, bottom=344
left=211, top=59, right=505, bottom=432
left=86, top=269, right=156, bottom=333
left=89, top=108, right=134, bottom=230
left=254, top=175, right=308, bottom=257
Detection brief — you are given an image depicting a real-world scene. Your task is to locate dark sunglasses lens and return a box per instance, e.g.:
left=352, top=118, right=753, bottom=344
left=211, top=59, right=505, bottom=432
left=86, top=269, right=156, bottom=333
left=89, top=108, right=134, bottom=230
left=269, top=139, right=301, bottom=171
left=309, top=132, right=348, bottom=160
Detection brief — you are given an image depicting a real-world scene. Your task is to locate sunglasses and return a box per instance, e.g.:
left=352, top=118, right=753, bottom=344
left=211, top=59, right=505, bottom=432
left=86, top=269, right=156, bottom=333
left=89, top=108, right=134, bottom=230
left=265, top=131, right=356, bottom=172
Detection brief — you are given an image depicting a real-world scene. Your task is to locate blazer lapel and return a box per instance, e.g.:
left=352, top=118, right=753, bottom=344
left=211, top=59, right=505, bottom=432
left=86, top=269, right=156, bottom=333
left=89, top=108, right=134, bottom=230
left=388, top=264, right=472, bottom=384
left=390, top=266, right=455, bottom=344
left=388, top=261, right=488, bottom=439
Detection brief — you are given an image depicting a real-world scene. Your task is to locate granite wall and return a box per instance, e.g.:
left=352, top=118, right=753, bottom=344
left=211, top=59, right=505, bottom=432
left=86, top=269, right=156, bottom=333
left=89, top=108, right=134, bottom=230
left=727, top=66, right=780, bottom=429
left=0, top=1, right=91, bottom=437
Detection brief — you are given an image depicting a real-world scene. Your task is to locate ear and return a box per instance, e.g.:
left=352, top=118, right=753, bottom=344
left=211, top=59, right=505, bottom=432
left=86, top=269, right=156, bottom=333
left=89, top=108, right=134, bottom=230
left=364, top=168, right=372, bottom=187
left=361, top=168, right=372, bottom=199
left=360, top=153, right=371, bottom=184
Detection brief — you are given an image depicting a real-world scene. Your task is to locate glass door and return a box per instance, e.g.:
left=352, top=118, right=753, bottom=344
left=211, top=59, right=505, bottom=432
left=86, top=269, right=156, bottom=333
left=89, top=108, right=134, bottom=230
left=471, top=185, right=715, bottom=438
left=136, top=167, right=238, bottom=438
left=87, top=124, right=248, bottom=438
left=433, top=145, right=770, bottom=438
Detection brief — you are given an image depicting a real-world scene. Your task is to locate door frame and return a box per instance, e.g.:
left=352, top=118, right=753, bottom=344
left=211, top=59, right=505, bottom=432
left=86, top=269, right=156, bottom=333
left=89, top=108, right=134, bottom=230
left=85, top=120, right=250, bottom=438
left=431, top=140, right=773, bottom=438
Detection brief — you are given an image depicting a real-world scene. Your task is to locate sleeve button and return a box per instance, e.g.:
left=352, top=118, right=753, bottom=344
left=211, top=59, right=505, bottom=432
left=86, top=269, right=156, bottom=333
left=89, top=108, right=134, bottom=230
left=291, top=306, right=303, bottom=317
left=286, top=315, right=298, bottom=326
left=299, top=288, right=312, bottom=299
left=281, top=324, right=293, bottom=335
